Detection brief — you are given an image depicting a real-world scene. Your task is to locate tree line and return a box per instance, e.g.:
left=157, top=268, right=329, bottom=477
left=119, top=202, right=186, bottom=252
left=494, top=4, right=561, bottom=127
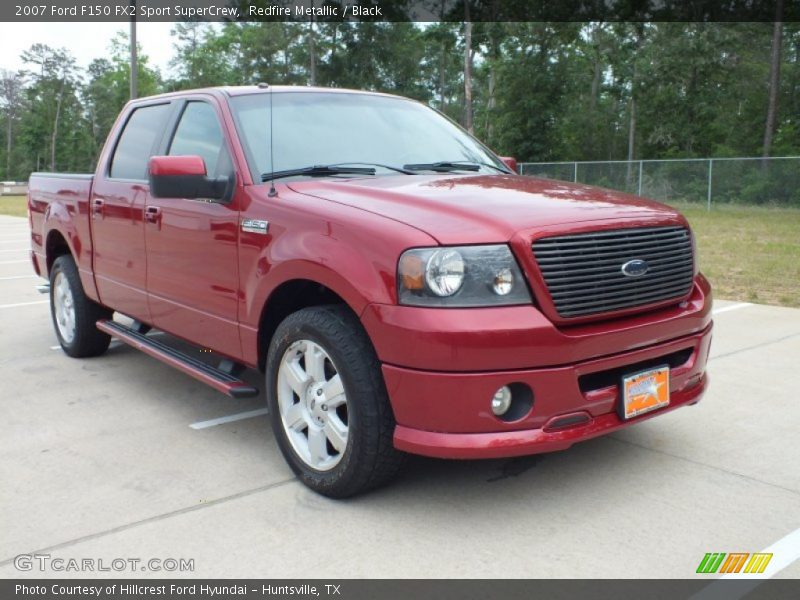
left=0, top=21, right=798, bottom=181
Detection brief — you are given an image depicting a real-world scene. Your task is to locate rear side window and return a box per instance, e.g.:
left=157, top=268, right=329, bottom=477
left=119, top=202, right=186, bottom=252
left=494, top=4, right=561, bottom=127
left=168, top=102, right=231, bottom=178
left=109, top=103, right=171, bottom=180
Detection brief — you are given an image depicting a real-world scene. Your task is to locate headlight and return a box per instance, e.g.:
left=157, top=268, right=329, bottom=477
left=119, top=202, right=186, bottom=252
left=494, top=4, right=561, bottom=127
left=425, top=249, right=465, bottom=296
left=398, top=244, right=532, bottom=307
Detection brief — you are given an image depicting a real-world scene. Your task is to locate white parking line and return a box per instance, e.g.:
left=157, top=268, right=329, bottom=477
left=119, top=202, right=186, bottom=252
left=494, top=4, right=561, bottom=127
left=0, top=275, right=36, bottom=280
left=189, top=408, right=269, bottom=430
left=0, top=239, right=28, bottom=244
left=692, top=527, right=800, bottom=599
left=712, top=302, right=752, bottom=315
left=727, top=526, right=800, bottom=580
left=0, top=259, right=28, bottom=265
left=0, top=300, right=48, bottom=309
left=0, top=248, right=27, bottom=253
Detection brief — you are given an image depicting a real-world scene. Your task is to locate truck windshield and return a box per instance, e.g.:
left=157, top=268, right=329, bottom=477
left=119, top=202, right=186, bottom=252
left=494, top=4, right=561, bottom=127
left=229, top=91, right=508, bottom=181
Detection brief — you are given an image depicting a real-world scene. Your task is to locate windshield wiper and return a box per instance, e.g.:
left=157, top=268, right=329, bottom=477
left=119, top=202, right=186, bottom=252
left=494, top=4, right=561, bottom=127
left=403, top=160, right=511, bottom=174
left=402, top=161, right=482, bottom=173
left=261, top=165, right=376, bottom=182
left=472, top=161, right=513, bottom=174
left=327, top=162, right=415, bottom=175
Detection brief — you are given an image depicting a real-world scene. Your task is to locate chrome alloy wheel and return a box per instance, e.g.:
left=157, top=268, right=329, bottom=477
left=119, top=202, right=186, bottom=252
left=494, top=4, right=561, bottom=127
left=277, top=340, right=349, bottom=471
left=53, top=271, right=76, bottom=344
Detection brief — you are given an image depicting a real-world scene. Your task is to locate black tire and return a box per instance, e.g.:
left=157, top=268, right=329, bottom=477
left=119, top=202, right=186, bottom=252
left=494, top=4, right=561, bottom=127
left=50, top=255, right=112, bottom=358
left=265, top=305, right=405, bottom=498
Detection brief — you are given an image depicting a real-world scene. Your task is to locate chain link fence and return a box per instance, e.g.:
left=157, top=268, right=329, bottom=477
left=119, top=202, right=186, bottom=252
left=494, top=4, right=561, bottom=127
left=518, top=157, right=800, bottom=209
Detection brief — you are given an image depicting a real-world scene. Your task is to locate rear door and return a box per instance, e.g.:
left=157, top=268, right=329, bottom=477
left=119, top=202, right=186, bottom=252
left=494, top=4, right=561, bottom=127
left=144, top=97, right=242, bottom=358
left=90, top=101, right=172, bottom=322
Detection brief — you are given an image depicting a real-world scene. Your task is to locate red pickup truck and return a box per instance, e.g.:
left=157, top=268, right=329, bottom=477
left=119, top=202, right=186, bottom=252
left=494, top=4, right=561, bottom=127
left=28, top=86, right=712, bottom=497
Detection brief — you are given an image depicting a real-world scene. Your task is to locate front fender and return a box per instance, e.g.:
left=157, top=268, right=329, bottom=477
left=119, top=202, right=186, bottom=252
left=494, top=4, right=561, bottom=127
left=242, top=229, right=400, bottom=326
left=235, top=185, right=437, bottom=366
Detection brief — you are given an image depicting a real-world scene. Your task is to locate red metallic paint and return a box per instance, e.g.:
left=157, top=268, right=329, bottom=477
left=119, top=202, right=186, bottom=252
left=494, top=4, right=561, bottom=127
left=145, top=97, right=244, bottom=359
left=290, top=173, right=688, bottom=245
left=148, top=155, right=207, bottom=177
left=363, top=274, right=711, bottom=372
left=393, top=374, right=708, bottom=459
left=383, top=322, right=711, bottom=438
left=27, top=175, right=98, bottom=300
left=28, top=86, right=713, bottom=460
left=235, top=182, right=436, bottom=366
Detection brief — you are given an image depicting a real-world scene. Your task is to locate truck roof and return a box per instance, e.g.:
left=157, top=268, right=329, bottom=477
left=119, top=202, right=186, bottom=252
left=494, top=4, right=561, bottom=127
left=128, top=85, right=402, bottom=105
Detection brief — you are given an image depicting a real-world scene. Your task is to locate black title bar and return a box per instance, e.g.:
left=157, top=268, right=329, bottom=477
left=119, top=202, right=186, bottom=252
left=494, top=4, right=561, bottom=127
left=3, top=0, right=800, bottom=23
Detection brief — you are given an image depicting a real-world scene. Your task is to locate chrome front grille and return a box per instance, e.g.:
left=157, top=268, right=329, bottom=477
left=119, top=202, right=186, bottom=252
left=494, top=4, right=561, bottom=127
left=532, top=226, right=694, bottom=318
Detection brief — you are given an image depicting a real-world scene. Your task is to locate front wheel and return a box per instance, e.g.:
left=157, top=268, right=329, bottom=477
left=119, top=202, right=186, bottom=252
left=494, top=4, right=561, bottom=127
left=265, top=305, right=404, bottom=498
left=50, top=255, right=112, bottom=358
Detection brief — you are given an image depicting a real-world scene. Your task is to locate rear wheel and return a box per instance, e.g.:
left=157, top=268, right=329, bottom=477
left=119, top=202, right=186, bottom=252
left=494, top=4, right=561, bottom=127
left=50, top=255, right=112, bottom=357
left=265, top=305, right=404, bottom=497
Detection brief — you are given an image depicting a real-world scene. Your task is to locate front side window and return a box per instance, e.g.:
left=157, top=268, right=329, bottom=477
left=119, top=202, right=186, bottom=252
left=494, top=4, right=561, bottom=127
left=109, top=103, right=171, bottom=180
left=229, top=92, right=505, bottom=180
left=168, top=102, right=231, bottom=178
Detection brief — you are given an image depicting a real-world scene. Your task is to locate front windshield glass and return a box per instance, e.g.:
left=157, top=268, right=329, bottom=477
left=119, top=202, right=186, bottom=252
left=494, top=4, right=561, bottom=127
left=229, top=91, right=507, bottom=180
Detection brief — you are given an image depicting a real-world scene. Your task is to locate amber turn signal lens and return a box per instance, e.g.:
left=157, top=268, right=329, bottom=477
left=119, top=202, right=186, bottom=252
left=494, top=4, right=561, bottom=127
left=399, top=254, right=425, bottom=290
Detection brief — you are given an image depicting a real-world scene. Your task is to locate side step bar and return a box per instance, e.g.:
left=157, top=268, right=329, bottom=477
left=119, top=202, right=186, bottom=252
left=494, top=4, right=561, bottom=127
left=96, top=320, right=259, bottom=399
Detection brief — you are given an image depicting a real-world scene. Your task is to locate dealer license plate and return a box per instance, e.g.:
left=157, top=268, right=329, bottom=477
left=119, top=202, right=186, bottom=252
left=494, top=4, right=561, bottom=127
left=620, top=365, right=670, bottom=420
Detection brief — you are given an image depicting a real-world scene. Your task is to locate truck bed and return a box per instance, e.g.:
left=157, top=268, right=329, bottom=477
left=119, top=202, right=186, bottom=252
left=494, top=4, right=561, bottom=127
left=28, top=172, right=94, bottom=285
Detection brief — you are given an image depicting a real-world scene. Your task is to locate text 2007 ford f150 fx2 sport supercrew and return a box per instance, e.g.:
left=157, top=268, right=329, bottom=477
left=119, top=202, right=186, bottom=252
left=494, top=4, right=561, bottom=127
left=28, top=86, right=712, bottom=497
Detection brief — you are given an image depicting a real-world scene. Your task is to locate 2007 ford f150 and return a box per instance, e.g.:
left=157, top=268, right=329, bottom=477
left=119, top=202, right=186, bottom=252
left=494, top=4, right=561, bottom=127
left=28, top=86, right=712, bottom=497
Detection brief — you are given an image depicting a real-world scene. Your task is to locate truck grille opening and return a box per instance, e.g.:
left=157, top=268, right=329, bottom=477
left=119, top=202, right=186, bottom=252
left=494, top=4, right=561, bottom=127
left=578, top=347, right=694, bottom=394
left=532, top=226, right=694, bottom=318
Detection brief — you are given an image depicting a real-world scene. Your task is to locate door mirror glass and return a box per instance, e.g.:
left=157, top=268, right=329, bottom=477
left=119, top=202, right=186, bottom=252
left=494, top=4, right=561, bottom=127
left=148, top=155, right=232, bottom=202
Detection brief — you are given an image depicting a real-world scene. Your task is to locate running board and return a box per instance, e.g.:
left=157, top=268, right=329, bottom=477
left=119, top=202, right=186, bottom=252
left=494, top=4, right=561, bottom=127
left=96, top=320, right=259, bottom=399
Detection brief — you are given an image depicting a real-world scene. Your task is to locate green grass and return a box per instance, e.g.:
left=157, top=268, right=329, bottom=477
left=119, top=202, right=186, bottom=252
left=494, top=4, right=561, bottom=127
left=0, top=195, right=27, bottom=217
left=675, top=203, right=800, bottom=308
left=1, top=193, right=797, bottom=307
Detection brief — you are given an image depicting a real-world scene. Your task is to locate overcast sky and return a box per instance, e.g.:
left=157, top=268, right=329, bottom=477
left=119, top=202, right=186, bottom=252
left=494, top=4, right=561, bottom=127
left=0, top=22, right=180, bottom=77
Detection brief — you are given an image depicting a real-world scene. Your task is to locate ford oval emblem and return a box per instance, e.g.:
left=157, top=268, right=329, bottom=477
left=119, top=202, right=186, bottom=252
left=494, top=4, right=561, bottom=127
left=621, top=259, right=649, bottom=277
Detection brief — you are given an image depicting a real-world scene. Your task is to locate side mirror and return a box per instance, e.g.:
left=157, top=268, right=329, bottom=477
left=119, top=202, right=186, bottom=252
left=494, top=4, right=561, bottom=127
left=148, top=155, right=232, bottom=202
left=499, top=156, right=518, bottom=174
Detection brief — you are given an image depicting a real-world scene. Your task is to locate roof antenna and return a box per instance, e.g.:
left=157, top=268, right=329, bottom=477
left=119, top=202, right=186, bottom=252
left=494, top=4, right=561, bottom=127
left=263, top=82, right=278, bottom=198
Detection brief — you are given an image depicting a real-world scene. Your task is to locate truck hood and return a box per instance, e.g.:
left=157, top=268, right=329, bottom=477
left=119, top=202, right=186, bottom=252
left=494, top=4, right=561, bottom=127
left=288, top=174, right=686, bottom=244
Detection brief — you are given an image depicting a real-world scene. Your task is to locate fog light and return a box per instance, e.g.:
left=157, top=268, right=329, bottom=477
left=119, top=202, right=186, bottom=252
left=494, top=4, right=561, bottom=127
left=491, top=386, right=513, bottom=415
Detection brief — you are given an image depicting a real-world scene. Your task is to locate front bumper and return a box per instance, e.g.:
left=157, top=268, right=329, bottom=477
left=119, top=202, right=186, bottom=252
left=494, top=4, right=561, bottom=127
left=387, top=323, right=711, bottom=458
left=367, top=275, right=713, bottom=459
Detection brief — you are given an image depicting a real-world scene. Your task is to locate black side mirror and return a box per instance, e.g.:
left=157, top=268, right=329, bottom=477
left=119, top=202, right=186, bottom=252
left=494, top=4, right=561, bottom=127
left=148, top=155, right=233, bottom=202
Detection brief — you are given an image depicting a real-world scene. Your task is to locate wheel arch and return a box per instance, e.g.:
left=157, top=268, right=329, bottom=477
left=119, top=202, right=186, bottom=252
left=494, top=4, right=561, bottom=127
left=41, top=201, right=99, bottom=302
left=256, top=278, right=361, bottom=371
left=45, top=229, right=72, bottom=274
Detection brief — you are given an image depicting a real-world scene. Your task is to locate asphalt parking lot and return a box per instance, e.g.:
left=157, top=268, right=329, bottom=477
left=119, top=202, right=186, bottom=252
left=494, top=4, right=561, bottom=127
left=0, top=213, right=798, bottom=581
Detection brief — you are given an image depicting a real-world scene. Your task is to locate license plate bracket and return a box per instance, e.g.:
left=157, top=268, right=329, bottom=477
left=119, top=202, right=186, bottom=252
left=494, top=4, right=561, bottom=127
left=619, top=364, right=670, bottom=420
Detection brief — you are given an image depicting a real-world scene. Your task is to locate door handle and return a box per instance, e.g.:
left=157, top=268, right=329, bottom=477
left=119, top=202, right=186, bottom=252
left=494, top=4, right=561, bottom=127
left=91, top=198, right=104, bottom=217
left=145, top=206, right=162, bottom=226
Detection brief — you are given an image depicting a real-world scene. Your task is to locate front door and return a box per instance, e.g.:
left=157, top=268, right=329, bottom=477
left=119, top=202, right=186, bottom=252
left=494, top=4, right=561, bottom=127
left=144, top=99, right=242, bottom=359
